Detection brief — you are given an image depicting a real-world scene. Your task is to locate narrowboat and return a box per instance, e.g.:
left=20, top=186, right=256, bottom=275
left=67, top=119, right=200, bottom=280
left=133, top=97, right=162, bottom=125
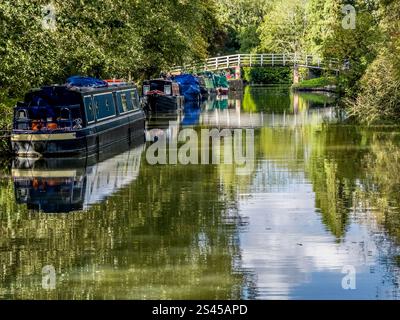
left=11, top=77, right=145, bottom=157
left=174, top=74, right=202, bottom=102
left=199, top=71, right=217, bottom=95
left=196, top=76, right=209, bottom=99
left=215, top=74, right=229, bottom=95
left=142, top=79, right=184, bottom=114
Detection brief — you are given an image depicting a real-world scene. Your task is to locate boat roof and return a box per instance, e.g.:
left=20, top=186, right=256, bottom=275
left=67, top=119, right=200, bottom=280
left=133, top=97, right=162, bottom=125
left=19, top=83, right=137, bottom=108
left=67, top=83, right=137, bottom=94
left=29, top=83, right=137, bottom=95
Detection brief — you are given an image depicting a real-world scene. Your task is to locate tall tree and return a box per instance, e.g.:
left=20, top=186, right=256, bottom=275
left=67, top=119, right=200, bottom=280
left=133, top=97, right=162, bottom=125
left=257, top=0, right=308, bottom=54
left=349, top=0, right=400, bottom=122
left=0, top=0, right=223, bottom=95
left=216, top=0, right=273, bottom=53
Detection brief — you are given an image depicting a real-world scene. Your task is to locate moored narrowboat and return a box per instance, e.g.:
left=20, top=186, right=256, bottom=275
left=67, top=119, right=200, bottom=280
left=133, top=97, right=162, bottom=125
left=199, top=71, right=217, bottom=96
left=142, top=79, right=184, bottom=114
left=196, top=76, right=210, bottom=99
left=174, top=74, right=202, bottom=102
left=11, top=77, right=145, bottom=157
left=215, top=74, right=229, bottom=95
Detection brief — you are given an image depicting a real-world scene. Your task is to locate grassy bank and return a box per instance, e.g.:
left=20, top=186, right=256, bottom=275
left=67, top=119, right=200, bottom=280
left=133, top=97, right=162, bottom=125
left=292, top=77, right=338, bottom=92
left=298, top=92, right=337, bottom=105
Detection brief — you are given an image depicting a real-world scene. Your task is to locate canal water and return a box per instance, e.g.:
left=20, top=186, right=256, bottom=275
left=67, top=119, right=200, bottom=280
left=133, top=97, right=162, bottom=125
left=1, top=86, right=400, bottom=299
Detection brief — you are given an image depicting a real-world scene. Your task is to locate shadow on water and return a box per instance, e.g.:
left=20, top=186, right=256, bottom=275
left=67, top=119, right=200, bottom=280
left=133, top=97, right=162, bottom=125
left=0, top=86, right=400, bottom=299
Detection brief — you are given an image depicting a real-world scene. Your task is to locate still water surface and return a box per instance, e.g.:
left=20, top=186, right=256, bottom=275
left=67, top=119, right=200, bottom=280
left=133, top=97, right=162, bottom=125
left=1, top=86, right=400, bottom=300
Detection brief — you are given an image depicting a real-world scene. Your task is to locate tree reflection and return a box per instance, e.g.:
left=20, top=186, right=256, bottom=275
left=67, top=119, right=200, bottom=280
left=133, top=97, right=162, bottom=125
left=0, top=148, right=248, bottom=299
left=306, top=125, right=369, bottom=238
left=355, top=131, right=400, bottom=242
left=2, top=87, right=400, bottom=299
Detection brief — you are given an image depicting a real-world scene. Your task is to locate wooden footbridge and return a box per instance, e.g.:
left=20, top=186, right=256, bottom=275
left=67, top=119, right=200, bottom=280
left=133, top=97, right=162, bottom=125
left=171, top=53, right=342, bottom=74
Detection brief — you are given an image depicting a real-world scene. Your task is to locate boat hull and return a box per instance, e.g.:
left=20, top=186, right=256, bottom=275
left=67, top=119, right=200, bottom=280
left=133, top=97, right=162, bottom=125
left=11, top=110, right=145, bottom=157
left=144, top=95, right=184, bottom=114
left=217, top=88, right=229, bottom=95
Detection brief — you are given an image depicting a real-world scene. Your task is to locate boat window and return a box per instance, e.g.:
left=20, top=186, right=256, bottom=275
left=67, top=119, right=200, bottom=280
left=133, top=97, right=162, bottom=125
left=172, top=83, right=180, bottom=96
left=17, top=109, right=28, bottom=120
left=121, top=94, right=128, bottom=112
left=131, top=90, right=139, bottom=110
left=164, top=85, right=172, bottom=95
left=14, top=109, right=30, bottom=130
left=149, top=82, right=164, bottom=92
left=126, top=91, right=135, bottom=111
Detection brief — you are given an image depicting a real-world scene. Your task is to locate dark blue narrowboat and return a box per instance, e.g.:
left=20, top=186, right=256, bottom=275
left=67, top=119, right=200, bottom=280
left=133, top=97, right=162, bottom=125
left=11, top=77, right=145, bottom=157
left=142, top=79, right=184, bottom=114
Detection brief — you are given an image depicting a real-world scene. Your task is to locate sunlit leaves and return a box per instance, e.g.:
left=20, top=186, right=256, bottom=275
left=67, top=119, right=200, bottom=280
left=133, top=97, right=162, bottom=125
left=0, top=0, right=221, bottom=95
left=258, top=0, right=308, bottom=54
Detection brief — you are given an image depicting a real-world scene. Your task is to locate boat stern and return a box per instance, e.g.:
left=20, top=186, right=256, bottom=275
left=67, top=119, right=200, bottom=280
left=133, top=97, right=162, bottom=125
left=11, top=131, right=85, bottom=157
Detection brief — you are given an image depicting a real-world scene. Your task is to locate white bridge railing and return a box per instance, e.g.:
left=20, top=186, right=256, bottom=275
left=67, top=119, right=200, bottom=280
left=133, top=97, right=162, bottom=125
left=171, top=53, right=341, bottom=73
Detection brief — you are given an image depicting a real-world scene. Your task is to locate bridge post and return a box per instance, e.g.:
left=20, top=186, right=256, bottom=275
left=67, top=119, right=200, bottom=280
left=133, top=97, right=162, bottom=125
left=229, top=65, right=243, bottom=92
left=293, top=93, right=299, bottom=114
left=235, top=65, right=241, bottom=80
left=293, top=64, right=300, bottom=84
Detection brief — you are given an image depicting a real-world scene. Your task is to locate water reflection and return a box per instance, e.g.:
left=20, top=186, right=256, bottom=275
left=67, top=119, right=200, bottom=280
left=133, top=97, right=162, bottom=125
left=12, top=138, right=145, bottom=213
left=1, top=86, right=400, bottom=299
left=0, top=147, right=247, bottom=299
left=202, top=95, right=231, bottom=111
left=237, top=125, right=400, bottom=299
left=146, top=112, right=181, bottom=143
left=181, top=101, right=201, bottom=126
left=242, top=86, right=337, bottom=113
left=201, top=89, right=338, bottom=129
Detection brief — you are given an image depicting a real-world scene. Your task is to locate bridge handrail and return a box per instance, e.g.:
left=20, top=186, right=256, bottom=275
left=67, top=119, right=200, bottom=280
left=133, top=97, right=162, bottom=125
left=171, top=53, right=341, bottom=73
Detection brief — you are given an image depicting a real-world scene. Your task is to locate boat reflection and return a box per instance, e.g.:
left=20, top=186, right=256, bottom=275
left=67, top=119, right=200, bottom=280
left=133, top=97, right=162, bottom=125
left=145, top=100, right=203, bottom=142
left=181, top=101, right=201, bottom=126
left=12, top=136, right=145, bottom=213
left=200, top=106, right=338, bottom=128
left=202, top=95, right=231, bottom=111
left=145, top=110, right=181, bottom=143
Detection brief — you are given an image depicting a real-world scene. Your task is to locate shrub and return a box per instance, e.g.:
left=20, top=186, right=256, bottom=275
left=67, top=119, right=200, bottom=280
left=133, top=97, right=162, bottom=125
left=348, top=51, right=400, bottom=124
left=243, top=67, right=292, bottom=84
left=0, top=91, right=16, bottom=153
left=292, top=77, right=337, bottom=89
